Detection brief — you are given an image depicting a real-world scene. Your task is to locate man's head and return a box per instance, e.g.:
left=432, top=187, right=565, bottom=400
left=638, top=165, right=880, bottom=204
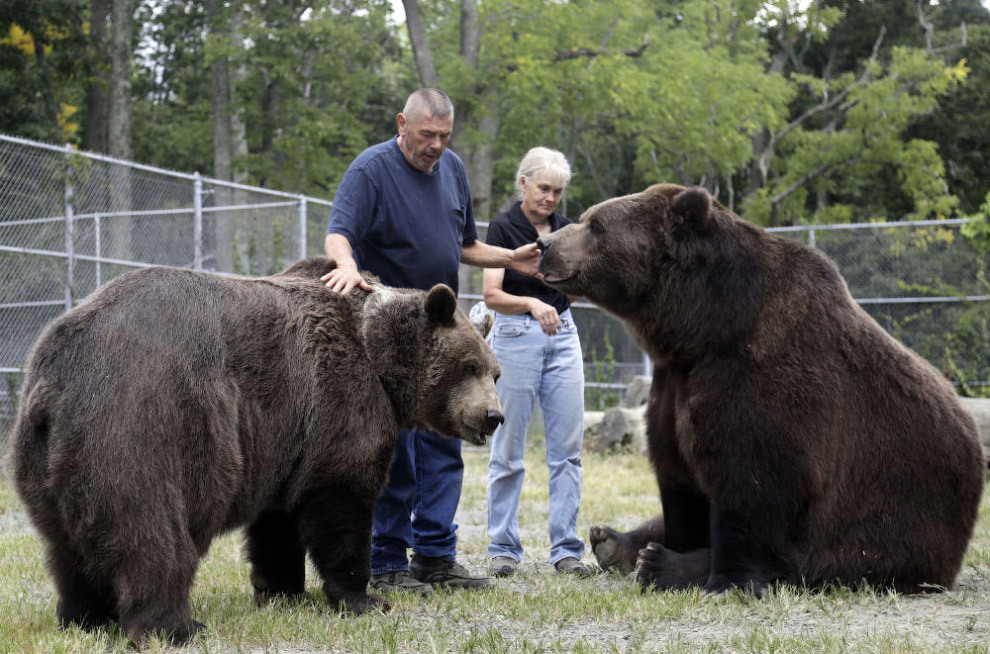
left=397, top=88, right=454, bottom=173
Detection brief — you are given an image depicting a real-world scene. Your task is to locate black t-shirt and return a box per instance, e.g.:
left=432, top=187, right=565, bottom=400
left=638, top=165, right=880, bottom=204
left=485, top=202, right=572, bottom=316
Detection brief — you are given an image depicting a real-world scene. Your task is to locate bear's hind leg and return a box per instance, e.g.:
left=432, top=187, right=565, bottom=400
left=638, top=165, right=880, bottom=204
left=49, top=547, right=118, bottom=631
left=590, top=514, right=665, bottom=574
left=635, top=542, right=711, bottom=591
left=246, top=509, right=307, bottom=605
left=113, top=527, right=204, bottom=646
left=296, top=484, right=389, bottom=615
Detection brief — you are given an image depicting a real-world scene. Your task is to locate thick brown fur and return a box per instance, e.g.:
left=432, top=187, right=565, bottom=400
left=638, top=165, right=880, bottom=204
left=539, top=184, right=987, bottom=595
left=7, top=256, right=502, bottom=645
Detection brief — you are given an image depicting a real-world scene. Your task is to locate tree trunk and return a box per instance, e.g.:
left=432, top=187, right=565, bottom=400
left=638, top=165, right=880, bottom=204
left=108, top=0, right=134, bottom=259
left=84, top=0, right=109, bottom=154
left=108, top=0, right=132, bottom=162
left=402, top=0, right=440, bottom=87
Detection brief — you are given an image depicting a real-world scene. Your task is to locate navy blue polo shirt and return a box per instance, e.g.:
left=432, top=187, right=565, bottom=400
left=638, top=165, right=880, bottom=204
left=326, top=138, right=476, bottom=293
left=486, top=201, right=572, bottom=316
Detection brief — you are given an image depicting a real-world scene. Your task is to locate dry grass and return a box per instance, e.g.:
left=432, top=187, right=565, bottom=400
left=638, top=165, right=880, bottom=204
left=0, top=440, right=988, bottom=653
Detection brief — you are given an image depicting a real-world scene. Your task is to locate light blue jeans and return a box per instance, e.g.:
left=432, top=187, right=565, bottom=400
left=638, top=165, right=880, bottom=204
left=487, top=309, right=585, bottom=565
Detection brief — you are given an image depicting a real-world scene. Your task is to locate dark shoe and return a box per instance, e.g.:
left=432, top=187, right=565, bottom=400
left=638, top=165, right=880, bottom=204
left=490, top=556, right=517, bottom=578
left=409, top=554, right=495, bottom=589
left=554, top=557, right=591, bottom=577
left=370, top=570, right=434, bottom=595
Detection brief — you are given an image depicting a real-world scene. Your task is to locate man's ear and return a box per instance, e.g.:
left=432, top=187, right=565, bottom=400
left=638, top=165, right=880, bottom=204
left=425, top=284, right=457, bottom=327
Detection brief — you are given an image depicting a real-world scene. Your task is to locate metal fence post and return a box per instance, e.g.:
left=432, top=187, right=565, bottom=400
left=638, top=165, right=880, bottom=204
left=63, top=145, right=75, bottom=309
left=298, top=195, right=307, bottom=260
left=193, top=172, right=203, bottom=270
left=809, top=227, right=816, bottom=249
left=95, top=215, right=102, bottom=288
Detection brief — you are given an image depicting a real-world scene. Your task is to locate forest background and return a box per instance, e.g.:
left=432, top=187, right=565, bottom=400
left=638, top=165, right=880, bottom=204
left=4, top=0, right=990, bottom=227
left=4, top=0, right=990, bottom=397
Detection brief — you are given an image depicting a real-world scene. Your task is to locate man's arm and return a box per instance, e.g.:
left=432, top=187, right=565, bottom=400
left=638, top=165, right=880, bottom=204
left=461, top=240, right=542, bottom=277
left=321, top=233, right=374, bottom=293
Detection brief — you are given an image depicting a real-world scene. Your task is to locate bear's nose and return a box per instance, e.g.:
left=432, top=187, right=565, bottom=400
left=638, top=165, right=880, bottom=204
left=483, top=409, right=504, bottom=434
left=536, top=237, right=549, bottom=253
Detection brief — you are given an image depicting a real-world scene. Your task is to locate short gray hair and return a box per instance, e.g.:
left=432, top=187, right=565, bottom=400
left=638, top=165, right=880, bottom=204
left=515, top=147, right=572, bottom=190
left=402, top=88, right=454, bottom=121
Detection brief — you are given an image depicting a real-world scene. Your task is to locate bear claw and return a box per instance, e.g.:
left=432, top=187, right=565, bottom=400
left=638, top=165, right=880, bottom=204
left=590, top=526, right=619, bottom=563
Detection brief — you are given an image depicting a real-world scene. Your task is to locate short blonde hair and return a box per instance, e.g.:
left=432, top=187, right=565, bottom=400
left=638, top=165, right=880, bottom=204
left=515, top=147, right=572, bottom=191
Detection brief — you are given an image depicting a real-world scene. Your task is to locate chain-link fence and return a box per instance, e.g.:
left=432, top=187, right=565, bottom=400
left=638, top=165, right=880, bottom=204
left=0, top=133, right=333, bottom=426
left=3, top=132, right=989, bottom=426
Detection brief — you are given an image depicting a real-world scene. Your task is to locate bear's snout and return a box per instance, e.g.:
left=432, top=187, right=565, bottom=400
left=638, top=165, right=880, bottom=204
left=536, top=236, right=550, bottom=252
left=483, top=409, right=505, bottom=434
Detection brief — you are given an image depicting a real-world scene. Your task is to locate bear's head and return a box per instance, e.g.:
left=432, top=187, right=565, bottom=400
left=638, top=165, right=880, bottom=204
left=417, top=285, right=503, bottom=445
left=364, top=283, right=503, bottom=446
left=537, top=184, right=762, bottom=360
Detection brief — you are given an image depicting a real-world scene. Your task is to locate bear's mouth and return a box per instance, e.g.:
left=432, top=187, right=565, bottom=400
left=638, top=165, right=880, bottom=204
left=542, top=273, right=574, bottom=285
left=538, top=259, right=576, bottom=286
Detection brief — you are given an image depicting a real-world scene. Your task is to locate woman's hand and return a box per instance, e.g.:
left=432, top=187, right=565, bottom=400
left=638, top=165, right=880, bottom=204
left=530, top=299, right=562, bottom=335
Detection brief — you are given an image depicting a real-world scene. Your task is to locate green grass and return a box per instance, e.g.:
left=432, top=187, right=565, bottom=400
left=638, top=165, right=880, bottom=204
left=0, top=444, right=988, bottom=653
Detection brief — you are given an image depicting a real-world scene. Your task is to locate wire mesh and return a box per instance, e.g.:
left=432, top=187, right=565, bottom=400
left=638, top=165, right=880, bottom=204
left=2, top=132, right=989, bottom=432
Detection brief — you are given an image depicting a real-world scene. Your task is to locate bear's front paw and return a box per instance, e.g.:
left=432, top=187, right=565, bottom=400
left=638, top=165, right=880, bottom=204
left=590, top=525, right=636, bottom=574
left=634, top=541, right=669, bottom=590
left=336, top=592, right=391, bottom=616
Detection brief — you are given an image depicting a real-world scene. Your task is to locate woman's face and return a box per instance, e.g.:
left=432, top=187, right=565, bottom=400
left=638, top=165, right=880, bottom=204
left=520, top=169, right=565, bottom=221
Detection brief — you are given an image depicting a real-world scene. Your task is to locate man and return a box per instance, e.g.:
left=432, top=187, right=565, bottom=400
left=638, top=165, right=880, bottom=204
left=322, top=88, right=541, bottom=594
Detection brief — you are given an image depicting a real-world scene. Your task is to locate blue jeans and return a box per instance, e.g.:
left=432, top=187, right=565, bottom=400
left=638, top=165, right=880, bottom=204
left=487, top=309, right=585, bottom=565
left=371, top=428, right=463, bottom=575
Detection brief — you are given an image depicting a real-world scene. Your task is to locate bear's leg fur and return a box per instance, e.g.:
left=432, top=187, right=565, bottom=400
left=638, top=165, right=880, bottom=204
left=659, top=484, right=710, bottom=552
left=295, top=484, right=390, bottom=615
left=246, top=509, right=307, bottom=604
left=113, top=525, right=204, bottom=645
left=50, top=546, right=118, bottom=630
left=702, top=500, right=787, bottom=597
left=635, top=542, right=711, bottom=590
left=590, top=515, right=665, bottom=574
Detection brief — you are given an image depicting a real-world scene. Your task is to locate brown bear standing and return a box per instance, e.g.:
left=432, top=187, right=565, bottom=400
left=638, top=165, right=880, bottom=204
left=7, top=257, right=503, bottom=644
left=538, top=184, right=986, bottom=595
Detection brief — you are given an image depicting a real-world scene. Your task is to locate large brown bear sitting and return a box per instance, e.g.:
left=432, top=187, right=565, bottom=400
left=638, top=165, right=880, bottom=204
left=537, top=184, right=986, bottom=595
left=8, top=257, right=503, bottom=644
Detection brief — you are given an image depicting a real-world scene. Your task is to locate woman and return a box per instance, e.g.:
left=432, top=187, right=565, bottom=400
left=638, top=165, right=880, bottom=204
left=484, top=147, right=588, bottom=577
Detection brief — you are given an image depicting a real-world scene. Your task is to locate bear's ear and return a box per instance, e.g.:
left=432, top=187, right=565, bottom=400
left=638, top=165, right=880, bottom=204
left=425, top=284, right=458, bottom=327
left=473, top=312, right=494, bottom=338
left=671, top=187, right=713, bottom=231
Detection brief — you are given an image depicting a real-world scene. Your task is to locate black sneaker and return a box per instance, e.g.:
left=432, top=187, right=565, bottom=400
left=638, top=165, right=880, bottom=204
left=409, top=554, right=495, bottom=589
left=554, top=557, right=591, bottom=577
left=490, top=556, right=517, bottom=578
left=370, top=570, right=434, bottom=595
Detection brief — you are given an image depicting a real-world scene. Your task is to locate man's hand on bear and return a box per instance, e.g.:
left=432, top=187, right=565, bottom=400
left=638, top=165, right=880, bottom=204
left=321, top=262, right=373, bottom=294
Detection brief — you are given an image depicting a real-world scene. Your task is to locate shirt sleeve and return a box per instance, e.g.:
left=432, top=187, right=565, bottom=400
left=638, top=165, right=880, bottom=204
left=485, top=219, right=507, bottom=248
left=460, top=170, right=478, bottom=246
left=326, top=167, right=377, bottom=247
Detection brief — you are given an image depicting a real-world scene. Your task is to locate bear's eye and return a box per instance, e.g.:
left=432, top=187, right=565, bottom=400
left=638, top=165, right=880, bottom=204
left=588, top=221, right=605, bottom=235
left=465, top=364, right=477, bottom=376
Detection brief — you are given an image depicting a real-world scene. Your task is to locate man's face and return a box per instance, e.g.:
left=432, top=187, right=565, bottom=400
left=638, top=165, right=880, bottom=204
left=397, top=111, right=453, bottom=173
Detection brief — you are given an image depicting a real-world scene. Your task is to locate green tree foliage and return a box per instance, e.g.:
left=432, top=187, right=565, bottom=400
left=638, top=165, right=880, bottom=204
left=130, top=0, right=413, bottom=198
left=0, top=0, right=88, bottom=142
left=910, top=23, right=990, bottom=214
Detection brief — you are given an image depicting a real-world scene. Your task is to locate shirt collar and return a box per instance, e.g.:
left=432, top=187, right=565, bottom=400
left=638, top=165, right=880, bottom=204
left=507, top=201, right=560, bottom=235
